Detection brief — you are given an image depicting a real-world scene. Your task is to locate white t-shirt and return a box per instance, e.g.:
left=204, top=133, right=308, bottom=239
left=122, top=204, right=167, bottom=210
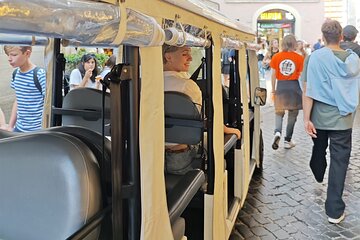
left=164, top=71, right=202, bottom=111
left=69, top=69, right=97, bottom=90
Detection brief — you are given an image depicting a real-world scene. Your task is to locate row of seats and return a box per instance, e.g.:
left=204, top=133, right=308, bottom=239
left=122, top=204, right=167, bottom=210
left=0, top=127, right=104, bottom=240
left=0, top=88, right=205, bottom=240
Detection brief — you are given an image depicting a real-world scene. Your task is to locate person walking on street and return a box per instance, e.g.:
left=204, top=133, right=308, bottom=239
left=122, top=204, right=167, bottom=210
left=4, top=45, right=46, bottom=132
left=221, top=48, right=235, bottom=87
left=301, top=20, right=360, bottom=224
left=270, top=34, right=304, bottom=150
left=313, top=38, right=323, bottom=51
left=257, top=41, right=267, bottom=79
left=296, top=40, right=308, bottom=58
left=340, top=25, right=360, bottom=57
left=262, top=38, right=279, bottom=71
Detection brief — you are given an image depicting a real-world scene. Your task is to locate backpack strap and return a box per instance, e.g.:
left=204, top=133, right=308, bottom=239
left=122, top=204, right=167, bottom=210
left=12, top=69, right=18, bottom=82
left=12, top=67, right=42, bottom=94
left=33, top=67, right=42, bottom=94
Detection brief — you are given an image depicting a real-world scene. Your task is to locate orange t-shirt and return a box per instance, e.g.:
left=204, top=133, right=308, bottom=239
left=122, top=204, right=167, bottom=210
left=270, top=51, right=304, bottom=80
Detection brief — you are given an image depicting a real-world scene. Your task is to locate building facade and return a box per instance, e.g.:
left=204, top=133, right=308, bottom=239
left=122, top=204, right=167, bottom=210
left=216, top=0, right=325, bottom=46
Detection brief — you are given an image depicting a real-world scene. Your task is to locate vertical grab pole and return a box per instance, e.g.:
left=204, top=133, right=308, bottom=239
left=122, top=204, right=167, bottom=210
left=51, top=38, right=64, bottom=127
left=235, top=50, right=242, bottom=129
left=110, top=68, right=123, bottom=240
left=228, top=54, right=235, bottom=126
left=205, top=45, right=215, bottom=194
left=108, top=62, right=138, bottom=240
left=123, top=46, right=141, bottom=240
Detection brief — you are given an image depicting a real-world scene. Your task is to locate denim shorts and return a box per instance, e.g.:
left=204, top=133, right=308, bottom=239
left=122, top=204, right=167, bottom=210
left=165, top=145, right=201, bottom=175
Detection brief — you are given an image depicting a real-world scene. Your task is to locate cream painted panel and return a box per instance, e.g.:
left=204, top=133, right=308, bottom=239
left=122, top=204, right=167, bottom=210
left=139, top=47, right=173, bottom=240
left=238, top=48, right=251, bottom=199
left=42, top=39, right=54, bottom=128
left=247, top=50, right=261, bottom=165
left=212, top=37, right=227, bottom=240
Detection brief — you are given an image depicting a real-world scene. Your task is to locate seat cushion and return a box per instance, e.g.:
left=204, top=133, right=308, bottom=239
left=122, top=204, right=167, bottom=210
left=0, top=132, right=101, bottom=240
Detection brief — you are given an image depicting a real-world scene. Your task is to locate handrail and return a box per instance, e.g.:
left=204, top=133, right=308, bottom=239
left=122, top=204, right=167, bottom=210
left=0, top=1, right=164, bottom=47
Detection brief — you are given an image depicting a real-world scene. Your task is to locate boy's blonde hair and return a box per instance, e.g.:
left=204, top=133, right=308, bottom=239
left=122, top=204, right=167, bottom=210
left=4, top=46, right=32, bottom=55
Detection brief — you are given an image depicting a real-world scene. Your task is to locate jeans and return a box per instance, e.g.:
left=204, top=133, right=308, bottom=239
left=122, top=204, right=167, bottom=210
left=165, top=145, right=201, bottom=175
left=274, top=109, right=299, bottom=141
left=258, top=61, right=265, bottom=78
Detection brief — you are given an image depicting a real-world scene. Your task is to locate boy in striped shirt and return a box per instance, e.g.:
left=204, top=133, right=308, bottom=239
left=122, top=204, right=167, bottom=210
left=4, top=46, right=46, bottom=132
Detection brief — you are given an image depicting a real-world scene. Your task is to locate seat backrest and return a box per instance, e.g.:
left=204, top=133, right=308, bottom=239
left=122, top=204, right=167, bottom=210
left=0, top=132, right=102, bottom=240
left=47, top=126, right=112, bottom=201
left=164, top=91, right=203, bottom=145
left=62, top=88, right=111, bottom=135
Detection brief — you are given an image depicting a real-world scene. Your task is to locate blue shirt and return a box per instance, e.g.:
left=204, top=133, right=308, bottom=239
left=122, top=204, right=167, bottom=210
left=11, top=67, right=46, bottom=132
left=300, top=47, right=360, bottom=116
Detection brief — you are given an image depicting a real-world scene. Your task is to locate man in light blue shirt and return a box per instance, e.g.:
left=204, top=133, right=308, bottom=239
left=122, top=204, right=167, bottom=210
left=301, top=20, right=360, bottom=225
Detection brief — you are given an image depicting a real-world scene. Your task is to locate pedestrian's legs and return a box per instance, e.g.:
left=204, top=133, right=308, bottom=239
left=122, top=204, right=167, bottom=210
left=325, top=129, right=352, bottom=219
left=274, top=110, right=285, bottom=134
left=258, top=61, right=265, bottom=79
left=310, top=129, right=328, bottom=183
left=284, top=109, right=299, bottom=141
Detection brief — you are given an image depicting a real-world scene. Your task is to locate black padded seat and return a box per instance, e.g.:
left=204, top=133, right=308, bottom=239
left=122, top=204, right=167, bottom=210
left=62, top=88, right=111, bottom=135
left=46, top=126, right=111, bottom=170
left=166, top=169, right=205, bottom=240
left=0, top=126, right=112, bottom=202
left=167, top=169, right=205, bottom=222
left=0, top=132, right=101, bottom=240
left=47, top=126, right=112, bottom=201
left=0, top=126, right=111, bottom=160
left=165, top=91, right=203, bottom=145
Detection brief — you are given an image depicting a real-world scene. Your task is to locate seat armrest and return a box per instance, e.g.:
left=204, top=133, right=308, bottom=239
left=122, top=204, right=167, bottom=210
left=167, top=169, right=205, bottom=224
left=224, top=134, right=237, bottom=154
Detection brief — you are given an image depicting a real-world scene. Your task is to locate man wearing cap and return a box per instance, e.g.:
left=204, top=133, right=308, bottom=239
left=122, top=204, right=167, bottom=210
left=340, top=25, right=360, bottom=57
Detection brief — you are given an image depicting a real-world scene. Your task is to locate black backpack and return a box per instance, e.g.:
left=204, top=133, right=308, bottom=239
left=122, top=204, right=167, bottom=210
left=12, top=67, right=42, bottom=94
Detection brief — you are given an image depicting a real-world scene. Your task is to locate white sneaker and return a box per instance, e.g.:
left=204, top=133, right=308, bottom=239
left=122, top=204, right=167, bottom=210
left=328, top=213, right=345, bottom=224
left=272, top=132, right=281, bottom=150
left=284, top=140, right=296, bottom=149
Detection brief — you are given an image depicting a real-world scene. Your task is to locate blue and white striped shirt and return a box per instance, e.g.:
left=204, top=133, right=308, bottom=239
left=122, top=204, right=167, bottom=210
left=11, top=67, right=46, bottom=132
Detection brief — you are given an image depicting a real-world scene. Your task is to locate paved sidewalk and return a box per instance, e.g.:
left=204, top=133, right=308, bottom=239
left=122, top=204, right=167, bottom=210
left=232, top=106, right=360, bottom=240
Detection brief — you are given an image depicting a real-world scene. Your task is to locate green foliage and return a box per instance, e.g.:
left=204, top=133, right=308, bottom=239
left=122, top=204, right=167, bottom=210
left=64, top=49, right=109, bottom=74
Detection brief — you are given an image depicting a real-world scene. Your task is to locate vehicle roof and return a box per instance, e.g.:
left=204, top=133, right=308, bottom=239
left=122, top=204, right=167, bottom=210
left=162, top=0, right=254, bottom=35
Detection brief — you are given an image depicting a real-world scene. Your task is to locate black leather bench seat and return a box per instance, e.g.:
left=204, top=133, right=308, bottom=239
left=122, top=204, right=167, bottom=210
left=0, top=132, right=102, bottom=240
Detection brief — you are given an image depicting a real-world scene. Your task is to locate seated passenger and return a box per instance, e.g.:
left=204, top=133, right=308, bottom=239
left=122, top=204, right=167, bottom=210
left=69, top=53, right=100, bottom=90
left=100, top=55, right=116, bottom=79
left=163, top=44, right=241, bottom=175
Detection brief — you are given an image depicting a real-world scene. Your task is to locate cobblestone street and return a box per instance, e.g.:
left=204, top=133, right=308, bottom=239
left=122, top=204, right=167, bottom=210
left=232, top=105, right=360, bottom=239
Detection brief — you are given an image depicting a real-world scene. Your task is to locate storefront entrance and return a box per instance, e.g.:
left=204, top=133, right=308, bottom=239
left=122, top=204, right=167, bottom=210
left=257, top=9, right=295, bottom=44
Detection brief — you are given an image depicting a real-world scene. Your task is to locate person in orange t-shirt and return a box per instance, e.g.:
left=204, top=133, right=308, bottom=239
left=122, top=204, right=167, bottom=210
left=270, top=34, right=304, bottom=150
